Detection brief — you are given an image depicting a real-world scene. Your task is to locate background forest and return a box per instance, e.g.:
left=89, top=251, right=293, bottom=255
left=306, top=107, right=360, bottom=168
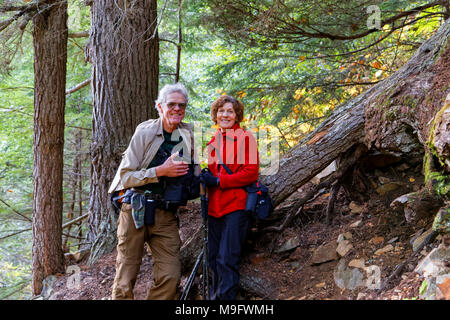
left=0, top=0, right=448, bottom=299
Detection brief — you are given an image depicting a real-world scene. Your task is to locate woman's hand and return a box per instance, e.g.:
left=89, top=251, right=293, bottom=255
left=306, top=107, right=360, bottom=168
left=200, top=171, right=220, bottom=187
left=156, top=152, right=189, bottom=177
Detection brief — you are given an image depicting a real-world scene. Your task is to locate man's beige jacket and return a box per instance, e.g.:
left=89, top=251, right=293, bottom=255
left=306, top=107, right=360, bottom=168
left=108, top=117, right=200, bottom=194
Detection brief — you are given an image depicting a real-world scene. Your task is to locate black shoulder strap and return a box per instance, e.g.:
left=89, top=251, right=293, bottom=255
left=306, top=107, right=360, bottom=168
left=218, top=163, right=233, bottom=175
left=212, top=145, right=234, bottom=175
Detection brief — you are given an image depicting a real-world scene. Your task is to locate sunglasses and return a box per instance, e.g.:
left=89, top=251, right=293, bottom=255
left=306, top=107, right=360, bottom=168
left=165, top=102, right=187, bottom=110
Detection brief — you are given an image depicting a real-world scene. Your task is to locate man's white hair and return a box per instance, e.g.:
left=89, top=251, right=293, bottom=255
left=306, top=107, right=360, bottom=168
left=155, top=82, right=189, bottom=108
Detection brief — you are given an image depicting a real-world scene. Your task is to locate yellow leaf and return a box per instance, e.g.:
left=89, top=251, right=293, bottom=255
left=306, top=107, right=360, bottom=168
left=298, top=56, right=306, bottom=62
left=409, top=177, right=415, bottom=182
left=313, top=87, right=322, bottom=94
left=237, top=91, right=247, bottom=98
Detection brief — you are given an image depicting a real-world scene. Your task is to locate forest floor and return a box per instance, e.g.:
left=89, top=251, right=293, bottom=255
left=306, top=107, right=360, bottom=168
left=48, top=162, right=443, bottom=300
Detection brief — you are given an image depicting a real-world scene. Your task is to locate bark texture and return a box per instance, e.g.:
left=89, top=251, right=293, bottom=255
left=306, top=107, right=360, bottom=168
left=87, top=0, right=159, bottom=264
left=32, top=0, right=67, bottom=295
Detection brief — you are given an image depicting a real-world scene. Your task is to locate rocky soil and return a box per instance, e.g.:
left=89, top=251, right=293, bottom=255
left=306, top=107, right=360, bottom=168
left=44, top=162, right=449, bottom=301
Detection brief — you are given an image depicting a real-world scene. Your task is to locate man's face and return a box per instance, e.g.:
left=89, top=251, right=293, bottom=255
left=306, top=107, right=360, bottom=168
left=158, top=92, right=187, bottom=131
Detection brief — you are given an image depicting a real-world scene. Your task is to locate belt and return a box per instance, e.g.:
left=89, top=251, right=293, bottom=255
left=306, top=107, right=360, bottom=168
left=130, top=188, right=178, bottom=213
left=130, top=188, right=164, bottom=200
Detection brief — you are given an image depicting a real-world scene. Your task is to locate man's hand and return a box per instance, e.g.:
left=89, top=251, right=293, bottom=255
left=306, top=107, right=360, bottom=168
left=156, top=152, right=189, bottom=177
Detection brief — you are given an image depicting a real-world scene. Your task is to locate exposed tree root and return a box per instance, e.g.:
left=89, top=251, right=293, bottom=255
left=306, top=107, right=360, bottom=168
left=379, top=230, right=438, bottom=292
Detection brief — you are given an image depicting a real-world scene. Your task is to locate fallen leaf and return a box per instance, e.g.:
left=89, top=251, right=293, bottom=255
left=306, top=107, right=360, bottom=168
left=371, top=61, right=382, bottom=69
left=315, top=282, right=326, bottom=288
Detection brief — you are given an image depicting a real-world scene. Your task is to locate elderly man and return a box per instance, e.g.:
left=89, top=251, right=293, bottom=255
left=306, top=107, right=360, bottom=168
left=108, top=83, right=199, bottom=300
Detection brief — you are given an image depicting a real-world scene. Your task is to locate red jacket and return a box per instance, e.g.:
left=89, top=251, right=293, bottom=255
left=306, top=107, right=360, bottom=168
left=207, top=123, right=259, bottom=218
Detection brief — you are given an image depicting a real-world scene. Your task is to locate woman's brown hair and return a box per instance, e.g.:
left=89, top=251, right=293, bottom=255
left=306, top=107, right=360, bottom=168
left=211, top=95, right=245, bottom=124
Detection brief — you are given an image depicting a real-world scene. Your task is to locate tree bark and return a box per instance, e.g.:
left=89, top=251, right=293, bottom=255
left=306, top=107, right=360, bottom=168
left=31, top=0, right=67, bottom=295
left=87, top=0, right=159, bottom=264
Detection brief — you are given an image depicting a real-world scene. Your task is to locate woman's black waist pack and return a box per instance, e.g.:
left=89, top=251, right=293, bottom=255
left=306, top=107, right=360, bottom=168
left=219, top=163, right=274, bottom=220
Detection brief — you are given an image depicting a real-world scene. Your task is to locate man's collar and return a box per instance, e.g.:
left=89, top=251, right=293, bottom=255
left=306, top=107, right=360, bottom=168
left=156, top=117, right=164, bottom=136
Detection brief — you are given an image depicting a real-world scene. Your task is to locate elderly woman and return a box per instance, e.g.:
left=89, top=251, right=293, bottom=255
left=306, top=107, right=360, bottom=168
left=201, top=95, right=259, bottom=300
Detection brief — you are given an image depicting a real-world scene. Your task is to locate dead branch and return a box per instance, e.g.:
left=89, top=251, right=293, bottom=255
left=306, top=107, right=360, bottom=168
left=0, top=1, right=39, bottom=32
left=264, top=205, right=303, bottom=232
left=0, top=198, right=32, bottom=222
left=0, top=280, right=29, bottom=300
left=66, top=125, right=91, bottom=131
left=379, top=230, right=438, bottom=291
left=62, top=232, right=85, bottom=240
left=66, top=78, right=91, bottom=95
left=62, top=213, right=89, bottom=229
left=326, top=181, right=340, bottom=225
left=264, top=144, right=366, bottom=232
left=0, top=228, right=31, bottom=241
left=0, top=16, right=15, bottom=32
left=69, top=30, right=89, bottom=38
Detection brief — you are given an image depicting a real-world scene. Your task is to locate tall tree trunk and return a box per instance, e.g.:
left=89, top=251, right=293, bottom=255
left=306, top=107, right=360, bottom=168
left=32, top=0, right=68, bottom=295
left=87, top=0, right=159, bottom=264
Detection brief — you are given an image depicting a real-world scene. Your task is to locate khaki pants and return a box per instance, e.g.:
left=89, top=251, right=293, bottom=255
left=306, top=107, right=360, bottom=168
left=111, top=203, right=181, bottom=300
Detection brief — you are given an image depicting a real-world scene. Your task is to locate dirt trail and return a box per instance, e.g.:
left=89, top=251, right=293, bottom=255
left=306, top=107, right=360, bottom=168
left=49, top=164, right=442, bottom=300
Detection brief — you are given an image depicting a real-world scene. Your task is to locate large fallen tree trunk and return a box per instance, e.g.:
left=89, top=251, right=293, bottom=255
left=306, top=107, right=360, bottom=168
left=262, top=19, right=450, bottom=207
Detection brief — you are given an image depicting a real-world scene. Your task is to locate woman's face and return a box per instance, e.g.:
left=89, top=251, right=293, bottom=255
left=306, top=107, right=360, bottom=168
left=216, top=102, right=237, bottom=130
